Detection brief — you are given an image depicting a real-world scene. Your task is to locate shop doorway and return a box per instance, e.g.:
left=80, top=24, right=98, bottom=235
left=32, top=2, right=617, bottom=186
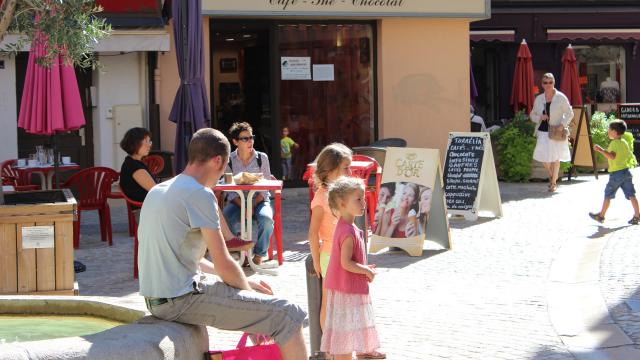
left=471, top=45, right=500, bottom=127
left=211, top=20, right=376, bottom=181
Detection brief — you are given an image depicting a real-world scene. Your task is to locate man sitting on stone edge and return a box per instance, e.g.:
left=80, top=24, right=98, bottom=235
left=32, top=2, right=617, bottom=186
left=137, top=128, right=308, bottom=359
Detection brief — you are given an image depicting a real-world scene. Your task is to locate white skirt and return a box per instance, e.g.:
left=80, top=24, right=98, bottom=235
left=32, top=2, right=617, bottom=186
left=533, top=131, right=571, bottom=163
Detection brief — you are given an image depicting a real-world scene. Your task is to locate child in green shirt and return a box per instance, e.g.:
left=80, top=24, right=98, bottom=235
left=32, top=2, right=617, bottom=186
left=590, top=120, right=639, bottom=225
left=280, top=127, right=299, bottom=180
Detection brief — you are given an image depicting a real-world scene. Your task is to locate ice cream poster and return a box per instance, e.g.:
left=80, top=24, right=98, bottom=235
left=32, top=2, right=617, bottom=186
left=370, top=147, right=451, bottom=256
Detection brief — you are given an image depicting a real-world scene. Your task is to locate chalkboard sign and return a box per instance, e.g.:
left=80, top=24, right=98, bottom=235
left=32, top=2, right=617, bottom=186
left=442, top=132, right=502, bottom=221
left=619, top=103, right=640, bottom=122
left=443, top=136, right=484, bottom=211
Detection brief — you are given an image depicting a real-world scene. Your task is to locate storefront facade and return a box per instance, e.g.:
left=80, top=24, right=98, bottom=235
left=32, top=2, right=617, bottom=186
left=0, top=0, right=168, bottom=173
left=470, top=1, right=640, bottom=126
left=158, top=0, right=488, bottom=179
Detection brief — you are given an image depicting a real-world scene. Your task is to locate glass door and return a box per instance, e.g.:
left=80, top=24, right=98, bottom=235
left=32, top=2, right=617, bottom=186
left=276, top=22, right=375, bottom=180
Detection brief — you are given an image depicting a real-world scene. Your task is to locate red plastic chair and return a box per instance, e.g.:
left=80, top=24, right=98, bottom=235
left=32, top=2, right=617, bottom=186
left=1, top=159, right=39, bottom=191
left=62, top=167, right=119, bottom=249
left=119, top=185, right=142, bottom=279
left=351, top=154, right=381, bottom=227
left=142, top=155, right=165, bottom=177
left=106, top=175, right=137, bottom=238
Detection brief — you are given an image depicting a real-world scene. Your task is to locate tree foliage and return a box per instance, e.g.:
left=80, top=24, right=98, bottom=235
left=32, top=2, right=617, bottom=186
left=0, top=0, right=111, bottom=68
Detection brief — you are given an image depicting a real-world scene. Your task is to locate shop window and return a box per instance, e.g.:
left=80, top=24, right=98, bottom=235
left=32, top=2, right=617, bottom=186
left=574, top=45, right=626, bottom=104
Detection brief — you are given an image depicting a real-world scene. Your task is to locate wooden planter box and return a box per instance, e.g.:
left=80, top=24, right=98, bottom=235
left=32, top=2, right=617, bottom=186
left=0, top=189, right=77, bottom=295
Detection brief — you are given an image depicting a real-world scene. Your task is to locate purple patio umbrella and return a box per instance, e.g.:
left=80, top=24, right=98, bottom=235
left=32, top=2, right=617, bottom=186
left=168, top=0, right=210, bottom=173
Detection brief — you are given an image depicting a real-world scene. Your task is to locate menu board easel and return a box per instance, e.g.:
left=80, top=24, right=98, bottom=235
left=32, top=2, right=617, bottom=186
left=443, top=132, right=502, bottom=221
left=570, top=105, right=598, bottom=180
left=369, top=148, right=451, bottom=256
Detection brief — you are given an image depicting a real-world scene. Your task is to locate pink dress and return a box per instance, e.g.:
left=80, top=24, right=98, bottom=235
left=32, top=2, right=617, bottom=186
left=321, top=218, right=381, bottom=355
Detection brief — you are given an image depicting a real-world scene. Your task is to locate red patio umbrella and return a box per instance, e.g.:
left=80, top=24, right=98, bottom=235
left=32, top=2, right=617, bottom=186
left=17, top=35, right=85, bottom=188
left=560, top=44, right=582, bottom=106
left=18, top=37, right=85, bottom=135
left=510, top=39, right=535, bottom=114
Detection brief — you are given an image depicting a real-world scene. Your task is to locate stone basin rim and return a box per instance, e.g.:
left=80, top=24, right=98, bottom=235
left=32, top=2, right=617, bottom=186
left=0, top=296, right=146, bottom=323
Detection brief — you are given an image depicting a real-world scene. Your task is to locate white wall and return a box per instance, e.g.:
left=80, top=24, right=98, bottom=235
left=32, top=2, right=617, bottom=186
left=92, top=52, right=146, bottom=169
left=0, top=56, right=18, bottom=161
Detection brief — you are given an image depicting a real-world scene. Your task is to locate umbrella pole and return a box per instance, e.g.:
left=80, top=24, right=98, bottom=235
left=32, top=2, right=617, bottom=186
left=52, top=134, right=59, bottom=190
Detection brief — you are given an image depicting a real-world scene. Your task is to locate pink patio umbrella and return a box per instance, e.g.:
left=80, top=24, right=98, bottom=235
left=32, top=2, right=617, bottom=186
left=560, top=44, right=583, bottom=106
left=18, top=38, right=85, bottom=135
left=17, top=36, right=85, bottom=187
left=510, top=39, right=535, bottom=114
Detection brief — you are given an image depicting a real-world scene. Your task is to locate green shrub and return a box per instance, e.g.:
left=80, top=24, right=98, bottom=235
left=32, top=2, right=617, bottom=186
left=622, top=132, right=638, bottom=168
left=590, top=111, right=616, bottom=164
left=493, top=111, right=537, bottom=182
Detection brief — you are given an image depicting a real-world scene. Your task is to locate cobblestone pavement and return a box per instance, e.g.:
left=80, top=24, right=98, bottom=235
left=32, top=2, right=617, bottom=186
left=73, top=168, right=640, bottom=359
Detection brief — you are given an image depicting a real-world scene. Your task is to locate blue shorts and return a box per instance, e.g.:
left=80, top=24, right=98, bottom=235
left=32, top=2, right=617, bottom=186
left=604, top=169, right=636, bottom=200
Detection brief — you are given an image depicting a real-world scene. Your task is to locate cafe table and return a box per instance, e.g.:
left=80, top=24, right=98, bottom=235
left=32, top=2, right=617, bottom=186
left=14, top=163, right=81, bottom=190
left=213, top=179, right=284, bottom=275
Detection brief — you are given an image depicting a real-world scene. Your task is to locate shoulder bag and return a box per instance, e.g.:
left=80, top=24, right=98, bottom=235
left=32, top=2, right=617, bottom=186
left=548, top=124, right=569, bottom=141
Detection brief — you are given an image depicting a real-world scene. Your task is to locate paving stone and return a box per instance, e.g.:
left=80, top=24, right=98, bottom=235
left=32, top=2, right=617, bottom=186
left=68, top=169, right=640, bottom=358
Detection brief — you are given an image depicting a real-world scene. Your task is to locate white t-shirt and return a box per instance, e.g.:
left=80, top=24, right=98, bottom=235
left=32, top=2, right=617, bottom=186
left=138, top=174, right=220, bottom=298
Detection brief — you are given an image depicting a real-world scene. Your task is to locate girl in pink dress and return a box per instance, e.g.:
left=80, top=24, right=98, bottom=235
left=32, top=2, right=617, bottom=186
left=321, top=177, right=385, bottom=360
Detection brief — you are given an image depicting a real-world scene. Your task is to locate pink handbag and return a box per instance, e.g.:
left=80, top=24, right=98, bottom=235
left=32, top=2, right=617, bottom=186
left=207, top=333, right=282, bottom=360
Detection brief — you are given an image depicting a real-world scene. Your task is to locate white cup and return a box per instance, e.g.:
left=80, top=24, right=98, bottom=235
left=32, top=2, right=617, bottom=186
left=28, top=159, right=38, bottom=167
left=17, top=159, right=26, bottom=167
left=62, top=156, right=71, bottom=165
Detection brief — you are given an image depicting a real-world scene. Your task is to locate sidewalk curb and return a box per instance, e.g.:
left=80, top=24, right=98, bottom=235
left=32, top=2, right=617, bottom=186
left=547, top=231, right=640, bottom=359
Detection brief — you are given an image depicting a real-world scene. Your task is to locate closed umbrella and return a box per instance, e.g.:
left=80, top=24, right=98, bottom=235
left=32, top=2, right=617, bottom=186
left=510, top=39, right=535, bottom=114
left=18, top=35, right=85, bottom=187
left=18, top=37, right=85, bottom=135
left=168, top=0, right=210, bottom=173
left=560, top=44, right=582, bottom=106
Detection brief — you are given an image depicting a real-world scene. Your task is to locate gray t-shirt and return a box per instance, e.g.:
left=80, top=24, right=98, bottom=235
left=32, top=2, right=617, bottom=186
left=138, top=174, right=220, bottom=298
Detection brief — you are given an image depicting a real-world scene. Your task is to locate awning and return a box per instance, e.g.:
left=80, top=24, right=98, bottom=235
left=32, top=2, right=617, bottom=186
left=94, top=30, right=170, bottom=52
left=547, top=28, right=640, bottom=41
left=470, top=30, right=515, bottom=42
left=0, top=30, right=170, bottom=52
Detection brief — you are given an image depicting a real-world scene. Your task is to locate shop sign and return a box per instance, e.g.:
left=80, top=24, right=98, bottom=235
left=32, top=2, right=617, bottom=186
left=281, top=57, right=311, bottom=80
left=203, top=0, right=488, bottom=18
left=619, top=103, right=640, bottom=122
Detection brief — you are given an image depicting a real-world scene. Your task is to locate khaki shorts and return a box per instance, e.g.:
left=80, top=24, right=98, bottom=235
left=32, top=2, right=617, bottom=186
left=146, top=275, right=306, bottom=345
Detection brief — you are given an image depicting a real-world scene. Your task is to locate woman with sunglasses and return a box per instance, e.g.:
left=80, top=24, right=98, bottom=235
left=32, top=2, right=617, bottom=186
left=223, top=122, right=274, bottom=265
left=530, top=73, right=574, bottom=192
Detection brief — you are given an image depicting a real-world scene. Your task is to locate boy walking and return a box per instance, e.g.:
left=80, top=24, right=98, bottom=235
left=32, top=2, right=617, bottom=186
left=589, top=120, right=639, bottom=225
left=280, top=127, right=299, bottom=180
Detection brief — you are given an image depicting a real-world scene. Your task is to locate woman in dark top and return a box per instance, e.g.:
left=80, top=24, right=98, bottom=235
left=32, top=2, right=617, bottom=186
left=119, top=127, right=155, bottom=204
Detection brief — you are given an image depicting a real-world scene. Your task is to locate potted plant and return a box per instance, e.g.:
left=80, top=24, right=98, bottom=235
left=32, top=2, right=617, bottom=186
left=492, top=110, right=572, bottom=182
left=492, top=111, right=537, bottom=182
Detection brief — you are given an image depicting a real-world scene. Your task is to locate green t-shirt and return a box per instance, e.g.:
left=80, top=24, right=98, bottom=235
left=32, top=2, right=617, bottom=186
left=281, top=136, right=296, bottom=158
left=607, top=138, right=633, bottom=172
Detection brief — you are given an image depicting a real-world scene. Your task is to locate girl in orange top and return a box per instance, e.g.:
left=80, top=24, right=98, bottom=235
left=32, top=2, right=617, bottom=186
left=308, top=143, right=352, bottom=331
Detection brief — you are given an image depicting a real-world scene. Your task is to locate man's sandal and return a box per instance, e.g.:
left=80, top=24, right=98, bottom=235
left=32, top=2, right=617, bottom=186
left=629, top=216, right=640, bottom=225
left=589, top=212, right=605, bottom=223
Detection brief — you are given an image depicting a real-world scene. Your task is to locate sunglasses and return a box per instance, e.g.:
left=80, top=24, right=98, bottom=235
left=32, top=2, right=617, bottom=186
left=542, top=81, right=553, bottom=85
left=237, top=135, right=255, bottom=142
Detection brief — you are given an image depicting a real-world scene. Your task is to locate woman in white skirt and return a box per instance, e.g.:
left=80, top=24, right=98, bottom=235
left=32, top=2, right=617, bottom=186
left=530, top=73, right=574, bottom=192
